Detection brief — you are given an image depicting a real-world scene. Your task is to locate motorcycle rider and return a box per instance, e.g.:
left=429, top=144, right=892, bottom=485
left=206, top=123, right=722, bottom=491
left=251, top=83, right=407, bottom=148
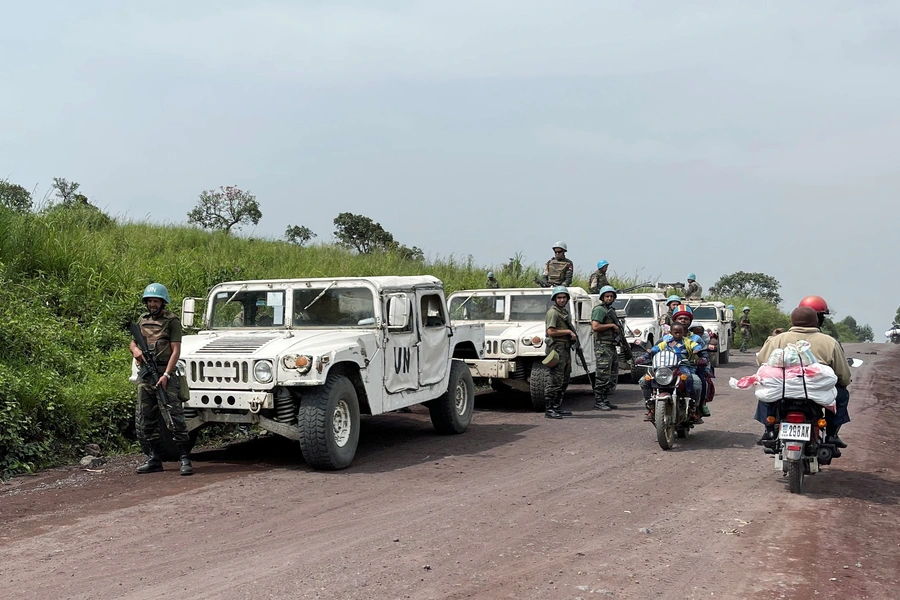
left=636, top=319, right=702, bottom=421
left=590, top=285, right=620, bottom=411
left=754, top=303, right=852, bottom=454
left=588, top=260, right=610, bottom=295
left=885, top=322, right=900, bottom=343
left=543, top=286, right=577, bottom=419
left=665, top=304, right=708, bottom=422
left=540, top=242, right=574, bottom=287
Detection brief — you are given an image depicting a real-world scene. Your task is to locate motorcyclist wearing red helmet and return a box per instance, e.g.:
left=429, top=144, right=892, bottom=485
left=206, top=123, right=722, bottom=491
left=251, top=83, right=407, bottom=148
left=754, top=297, right=852, bottom=454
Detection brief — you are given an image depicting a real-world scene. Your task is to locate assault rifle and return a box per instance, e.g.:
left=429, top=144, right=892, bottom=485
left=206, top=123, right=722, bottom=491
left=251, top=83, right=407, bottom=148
left=573, top=338, right=596, bottom=388
left=609, top=309, right=634, bottom=366
left=129, top=323, right=175, bottom=432
left=533, top=276, right=552, bottom=288
left=656, top=281, right=685, bottom=293
left=616, top=281, right=654, bottom=294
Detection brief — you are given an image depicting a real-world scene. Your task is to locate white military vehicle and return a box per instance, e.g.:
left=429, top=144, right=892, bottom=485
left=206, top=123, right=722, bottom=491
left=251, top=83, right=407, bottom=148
left=174, top=276, right=484, bottom=470
left=448, top=287, right=595, bottom=411
left=608, top=292, right=666, bottom=355
left=686, top=301, right=734, bottom=365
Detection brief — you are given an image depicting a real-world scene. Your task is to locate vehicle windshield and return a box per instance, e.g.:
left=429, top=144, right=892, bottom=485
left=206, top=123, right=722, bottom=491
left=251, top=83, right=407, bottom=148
left=210, top=289, right=287, bottom=328
left=450, top=295, right=506, bottom=321
left=692, top=306, right=719, bottom=321
left=612, top=298, right=655, bottom=318
left=509, top=295, right=553, bottom=321
left=293, top=287, right=376, bottom=327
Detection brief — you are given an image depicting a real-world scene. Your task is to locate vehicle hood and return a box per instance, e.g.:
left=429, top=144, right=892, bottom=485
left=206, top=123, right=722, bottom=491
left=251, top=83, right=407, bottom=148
left=482, top=321, right=545, bottom=340
left=182, top=329, right=376, bottom=359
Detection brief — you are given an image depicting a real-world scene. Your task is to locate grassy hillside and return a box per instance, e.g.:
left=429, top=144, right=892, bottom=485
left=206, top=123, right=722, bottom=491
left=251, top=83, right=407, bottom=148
left=2, top=206, right=657, bottom=478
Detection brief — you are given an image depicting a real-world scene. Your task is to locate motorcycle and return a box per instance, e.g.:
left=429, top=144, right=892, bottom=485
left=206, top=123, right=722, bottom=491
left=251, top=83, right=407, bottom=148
left=766, top=357, right=863, bottom=494
left=885, top=325, right=900, bottom=344
left=637, top=349, right=700, bottom=450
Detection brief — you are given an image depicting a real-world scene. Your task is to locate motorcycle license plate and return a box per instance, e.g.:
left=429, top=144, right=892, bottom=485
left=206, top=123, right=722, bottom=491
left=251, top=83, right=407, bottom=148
left=779, top=422, right=811, bottom=441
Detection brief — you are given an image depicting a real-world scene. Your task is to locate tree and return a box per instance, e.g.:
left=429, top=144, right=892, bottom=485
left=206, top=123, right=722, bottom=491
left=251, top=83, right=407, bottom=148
left=51, top=177, right=90, bottom=206
left=0, top=179, right=32, bottom=212
left=284, top=225, right=316, bottom=246
left=187, top=186, right=262, bottom=234
left=840, top=315, right=874, bottom=343
left=393, top=243, right=424, bottom=261
left=709, top=271, right=782, bottom=305
left=894, top=305, right=900, bottom=325
left=332, top=212, right=395, bottom=253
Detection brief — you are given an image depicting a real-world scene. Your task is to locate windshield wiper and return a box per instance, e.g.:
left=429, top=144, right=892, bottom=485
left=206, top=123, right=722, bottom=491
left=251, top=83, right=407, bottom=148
left=304, top=281, right=337, bottom=311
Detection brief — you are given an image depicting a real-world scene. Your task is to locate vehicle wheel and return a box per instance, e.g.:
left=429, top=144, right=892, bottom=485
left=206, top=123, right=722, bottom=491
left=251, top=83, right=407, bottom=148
left=135, top=402, right=197, bottom=461
left=788, top=460, right=804, bottom=494
left=298, top=374, right=360, bottom=470
left=429, top=361, right=475, bottom=434
left=529, top=362, right=550, bottom=412
left=719, top=349, right=730, bottom=365
left=655, top=399, right=674, bottom=450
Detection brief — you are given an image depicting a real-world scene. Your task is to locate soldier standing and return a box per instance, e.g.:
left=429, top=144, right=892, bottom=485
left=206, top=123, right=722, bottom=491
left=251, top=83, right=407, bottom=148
left=542, top=241, right=574, bottom=286
left=588, top=260, right=610, bottom=295
left=543, top=286, right=577, bottom=419
left=660, top=295, right=682, bottom=328
left=130, top=283, right=194, bottom=476
left=591, top=285, right=621, bottom=411
left=739, top=307, right=752, bottom=352
left=486, top=271, right=500, bottom=289
left=685, top=274, right=703, bottom=300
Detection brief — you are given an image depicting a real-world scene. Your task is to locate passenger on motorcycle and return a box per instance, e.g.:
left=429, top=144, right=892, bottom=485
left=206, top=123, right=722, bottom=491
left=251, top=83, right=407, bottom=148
left=663, top=304, right=709, bottom=421
left=689, top=322, right=714, bottom=418
left=754, top=304, right=852, bottom=454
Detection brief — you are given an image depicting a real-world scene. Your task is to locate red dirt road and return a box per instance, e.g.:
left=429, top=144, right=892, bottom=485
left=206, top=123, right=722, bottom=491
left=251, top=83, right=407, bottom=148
left=2, top=344, right=899, bottom=599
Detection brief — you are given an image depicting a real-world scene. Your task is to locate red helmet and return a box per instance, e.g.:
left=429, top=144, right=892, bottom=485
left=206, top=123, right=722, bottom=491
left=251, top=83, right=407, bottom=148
left=799, top=295, right=830, bottom=315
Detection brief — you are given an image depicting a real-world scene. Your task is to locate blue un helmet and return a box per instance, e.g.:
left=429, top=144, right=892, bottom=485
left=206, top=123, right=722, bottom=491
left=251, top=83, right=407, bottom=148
left=487, top=271, right=494, bottom=278
left=142, top=283, right=170, bottom=304
left=550, top=286, right=569, bottom=301
left=726, top=304, right=735, bottom=311
left=687, top=273, right=697, bottom=281
left=597, top=260, right=609, bottom=269
left=598, top=285, right=617, bottom=300
left=666, top=294, right=682, bottom=306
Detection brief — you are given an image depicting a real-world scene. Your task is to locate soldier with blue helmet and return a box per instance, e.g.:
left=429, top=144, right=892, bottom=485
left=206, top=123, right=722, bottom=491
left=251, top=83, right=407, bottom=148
left=685, top=273, right=703, bottom=300
left=543, top=286, right=577, bottom=419
left=660, top=294, right=682, bottom=328
left=130, top=283, right=193, bottom=476
left=590, top=285, right=621, bottom=411
left=588, top=260, right=610, bottom=294
left=486, top=271, right=500, bottom=289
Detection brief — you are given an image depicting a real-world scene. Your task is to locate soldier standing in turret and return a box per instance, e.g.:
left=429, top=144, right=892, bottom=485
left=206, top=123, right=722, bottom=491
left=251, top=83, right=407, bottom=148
left=486, top=271, right=500, bottom=289
left=588, top=260, right=610, bottom=295
left=542, top=241, right=574, bottom=287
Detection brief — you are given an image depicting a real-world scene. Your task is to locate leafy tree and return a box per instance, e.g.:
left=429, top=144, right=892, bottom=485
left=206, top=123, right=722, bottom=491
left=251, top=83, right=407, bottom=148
left=45, top=177, right=113, bottom=229
left=284, top=225, right=316, bottom=246
left=822, top=318, right=860, bottom=343
left=393, top=243, right=424, bottom=261
left=51, top=177, right=89, bottom=206
left=333, top=212, right=395, bottom=253
left=0, top=179, right=32, bottom=212
left=840, top=315, right=873, bottom=342
left=709, top=271, right=782, bottom=305
left=894, top=305, right=900, bottom=325
left=187, top=186, right=262, bottom=234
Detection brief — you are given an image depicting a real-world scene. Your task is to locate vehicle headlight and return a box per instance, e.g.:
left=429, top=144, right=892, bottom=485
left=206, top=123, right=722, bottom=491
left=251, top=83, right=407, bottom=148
left=632, top=329, right=641, bottom=336
left=531, top=336, right=543, bottom=348
left=501, top=339, right=517, bottom=355
left=654, top=367, right=674, bottom=385
left=254, top=360, right=274, bottom=383
left=281, top=354, right=313, bottom=375
left=521, top=336, right=533, bottom=346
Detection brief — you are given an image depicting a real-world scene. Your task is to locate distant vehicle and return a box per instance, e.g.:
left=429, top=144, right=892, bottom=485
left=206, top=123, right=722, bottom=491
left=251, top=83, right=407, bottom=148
left=687, top=301, right=734, bottom=365
left=448, top=287, right=595, bottom=411
left=599, top=292, right=666, bottom=381
left=150, top=276, right=485, bottom=470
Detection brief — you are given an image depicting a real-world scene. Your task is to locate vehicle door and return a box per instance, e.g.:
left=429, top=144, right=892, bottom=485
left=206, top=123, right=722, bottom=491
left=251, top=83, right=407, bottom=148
left=383, top=292, right=420, bottom=393
left=416, top=290, right=451, bottom=386
left=571, top=297, right=594, bottom=376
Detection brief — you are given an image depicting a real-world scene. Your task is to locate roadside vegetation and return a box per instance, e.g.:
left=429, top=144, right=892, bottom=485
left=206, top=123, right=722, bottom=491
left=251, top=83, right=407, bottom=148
left=0, top=177, right=875, bottom=479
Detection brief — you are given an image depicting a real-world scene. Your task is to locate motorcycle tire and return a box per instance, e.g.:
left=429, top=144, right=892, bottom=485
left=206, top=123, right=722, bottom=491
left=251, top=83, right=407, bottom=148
left=788, top=460, right=804, bottom=494
left=655, top=399, right=675, bottom=450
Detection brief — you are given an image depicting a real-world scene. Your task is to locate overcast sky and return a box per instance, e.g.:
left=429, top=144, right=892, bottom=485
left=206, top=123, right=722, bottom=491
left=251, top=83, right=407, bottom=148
left=3, top=1, right=897, bottom=333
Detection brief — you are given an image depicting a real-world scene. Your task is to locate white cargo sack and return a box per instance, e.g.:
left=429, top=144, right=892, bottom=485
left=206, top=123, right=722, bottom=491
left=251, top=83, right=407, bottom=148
left=729, top=342, right=838, bottom=408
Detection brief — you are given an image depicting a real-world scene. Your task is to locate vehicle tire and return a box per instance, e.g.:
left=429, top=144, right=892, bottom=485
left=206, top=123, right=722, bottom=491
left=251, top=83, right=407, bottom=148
left=298, top=374, right=360, bottom=470
left=788, top=460, right=804, bottom=494
left=429, top=361, right=475, bottom=434
left=655, top=399, right=674, bottom=450
left=719, top=349, right=730, bottom=365
left=529, top=362, right=550, bottom=412
left=135, top=402, right=196, bottom=461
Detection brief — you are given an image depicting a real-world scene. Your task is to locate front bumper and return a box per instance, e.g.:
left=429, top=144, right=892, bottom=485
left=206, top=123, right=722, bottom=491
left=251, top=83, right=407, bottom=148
left=186, top=390, right=275, bottom=411
left=464, top=359, right=517, bottom=379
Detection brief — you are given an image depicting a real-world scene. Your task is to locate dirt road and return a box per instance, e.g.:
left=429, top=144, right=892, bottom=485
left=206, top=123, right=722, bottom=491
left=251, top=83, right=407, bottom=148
left=2, top=344, right=899, bottom=599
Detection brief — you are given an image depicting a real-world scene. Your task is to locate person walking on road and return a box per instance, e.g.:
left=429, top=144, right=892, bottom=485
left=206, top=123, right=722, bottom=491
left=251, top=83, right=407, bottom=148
left=486, top=271, right=500, bottom=289
left=739, top=307, right=752, bottom=352
left=131, top=283, right=194, bottom=476
left=588, top=260, right=610, bottom=295
left=541, top=242, right=574, bottom=287
left=543, top=286, right=577, bottom=419
left=591, top=285, right=621, bottom=411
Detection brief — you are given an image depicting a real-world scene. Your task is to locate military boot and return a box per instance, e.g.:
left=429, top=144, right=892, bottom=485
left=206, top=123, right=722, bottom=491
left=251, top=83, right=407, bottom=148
left=136, top=442, right=164, bottom=474
left=545, top=399, right=563, bottom=419
left=179, top=445, right=194, bottom=476
left=593, top=398, right=612, bottom=411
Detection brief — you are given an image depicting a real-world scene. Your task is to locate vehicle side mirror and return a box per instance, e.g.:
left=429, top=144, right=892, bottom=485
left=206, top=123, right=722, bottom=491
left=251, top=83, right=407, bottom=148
left=181, top=297, right=199, bottom=328
left=387, top=295, right=410, bottom=330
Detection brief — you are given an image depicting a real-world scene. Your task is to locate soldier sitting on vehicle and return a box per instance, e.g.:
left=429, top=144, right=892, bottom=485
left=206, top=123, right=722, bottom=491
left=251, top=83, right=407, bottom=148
left=486, top=271, right=500, bottom=289
left=684, top=274, right=703, bottom=300
left=588, top=260, right=610, bottom=294
left=539, top=241, right=574, bottom=287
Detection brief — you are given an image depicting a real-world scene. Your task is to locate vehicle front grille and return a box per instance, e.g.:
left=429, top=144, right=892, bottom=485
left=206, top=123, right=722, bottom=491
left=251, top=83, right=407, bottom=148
left=189, top=359, right=251, bottom=386
left=199, top=336, right=278, bottom=354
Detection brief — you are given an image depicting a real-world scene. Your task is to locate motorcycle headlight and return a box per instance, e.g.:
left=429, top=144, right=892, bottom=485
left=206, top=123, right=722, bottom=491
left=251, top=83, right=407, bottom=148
left=501, top=339, right=517, bottom=355
left=254, top=360, right=274, bottom=383
left=654, top=367, right=674, bottom=385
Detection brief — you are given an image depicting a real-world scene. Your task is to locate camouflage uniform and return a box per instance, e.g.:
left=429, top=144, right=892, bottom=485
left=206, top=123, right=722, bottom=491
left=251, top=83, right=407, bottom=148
left=486, top=277, right=500, bottom=289
left=137, top=309, right=190, bottom=445
left=544, top=257, right=574, bottom=286
left=544, top=304, right=573, bottom=412
left=660, top=309, right=674, bottom=328
left=739, top=313, right=752, bottom=352
left=685, top=281, right=703, bottom=300
left=591, top=303, right=619, bottom=403
left=588, top=270, right=609, bottom=295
